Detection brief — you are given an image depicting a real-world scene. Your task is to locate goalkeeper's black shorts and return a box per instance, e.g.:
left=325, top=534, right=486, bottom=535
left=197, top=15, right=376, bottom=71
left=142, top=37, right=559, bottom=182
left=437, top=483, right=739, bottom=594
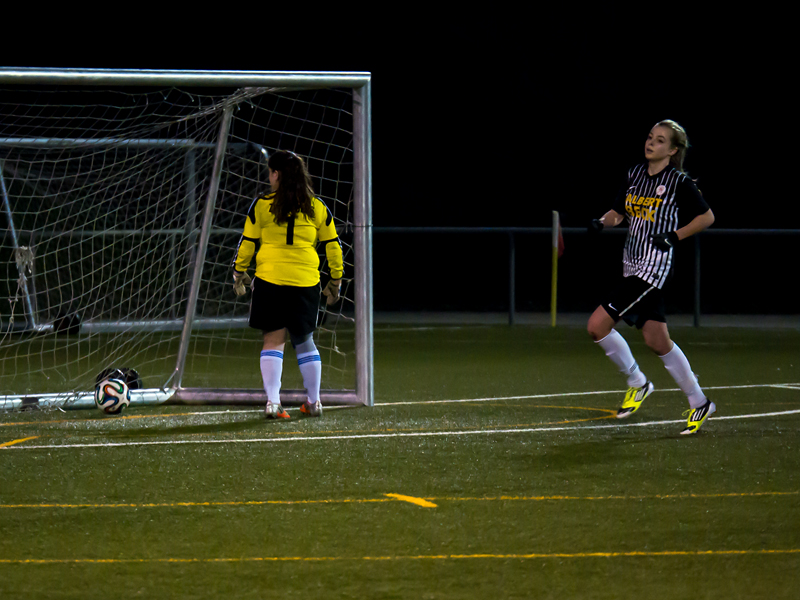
left=249, top=277, right=320, bottom=336
left=601, top=275, right=666, bottom=329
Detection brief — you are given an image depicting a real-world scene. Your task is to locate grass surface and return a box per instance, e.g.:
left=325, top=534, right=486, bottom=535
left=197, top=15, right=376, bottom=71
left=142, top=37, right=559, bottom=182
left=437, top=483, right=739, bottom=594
left=1, top=324, right=799, bottom=599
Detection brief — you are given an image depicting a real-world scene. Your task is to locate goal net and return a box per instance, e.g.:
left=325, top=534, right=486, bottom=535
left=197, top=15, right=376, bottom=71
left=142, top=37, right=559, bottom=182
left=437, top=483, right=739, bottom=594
left=0, top=68, right=373, bottom=411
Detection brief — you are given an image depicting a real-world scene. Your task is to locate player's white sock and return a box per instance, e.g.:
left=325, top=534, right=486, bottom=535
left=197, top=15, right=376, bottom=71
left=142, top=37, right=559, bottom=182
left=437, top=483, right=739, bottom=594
left=297, top=350, right=322, bottom=404
left=659, top=343, right=706, bottom=408
left=596, top=329, right=647, bottom=388
left=260, top=349, right=283, bottom=404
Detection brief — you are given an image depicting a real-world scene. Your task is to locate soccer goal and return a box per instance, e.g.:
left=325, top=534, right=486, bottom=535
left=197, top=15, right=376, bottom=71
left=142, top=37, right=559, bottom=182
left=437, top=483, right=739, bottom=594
left=0, top=68, right=373, bottom=411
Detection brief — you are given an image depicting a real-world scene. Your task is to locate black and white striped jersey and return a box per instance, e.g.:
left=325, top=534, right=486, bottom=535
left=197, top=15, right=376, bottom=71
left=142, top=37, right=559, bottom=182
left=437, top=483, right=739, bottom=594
left=612, top=164, right=709, bottom=289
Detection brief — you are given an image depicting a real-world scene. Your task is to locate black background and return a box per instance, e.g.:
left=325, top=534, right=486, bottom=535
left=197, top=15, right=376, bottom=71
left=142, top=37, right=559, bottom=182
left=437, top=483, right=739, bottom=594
left=3, top=8, right=796, bottom=314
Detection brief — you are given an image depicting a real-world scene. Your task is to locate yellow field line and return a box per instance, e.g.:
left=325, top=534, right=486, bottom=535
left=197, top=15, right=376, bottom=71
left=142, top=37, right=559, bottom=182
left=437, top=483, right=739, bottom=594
left=384, top=493, right=438, bottom=507
left=0, top=404, right=615, bottom=431
left=427, top=491, right=800, bottom=502
left=0, top=414, right=617, bottom=441
left=0, top=436, right=38, bottom=448
left=0, top=412, right=231, bottom=428
left=0, top=498, right=394, bottom=509
left=2, top=548, right=799, bottom=564
left=1, top=490, right=795, bottom=510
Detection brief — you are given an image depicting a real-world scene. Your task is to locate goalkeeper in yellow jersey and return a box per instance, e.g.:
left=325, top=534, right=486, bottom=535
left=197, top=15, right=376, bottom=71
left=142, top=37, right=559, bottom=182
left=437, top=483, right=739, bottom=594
left=231, top=150, right=344, bottom=419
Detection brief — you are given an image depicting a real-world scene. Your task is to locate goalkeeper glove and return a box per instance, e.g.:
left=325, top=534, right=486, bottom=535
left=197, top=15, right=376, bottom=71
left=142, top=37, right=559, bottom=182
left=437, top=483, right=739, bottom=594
left=650, top=231, right=680, bottom=251
left=232, top=270, right=252, bottom=296
left=588, top=219, right=604, bottom=234
left=322, top=279, right=341, bottom=305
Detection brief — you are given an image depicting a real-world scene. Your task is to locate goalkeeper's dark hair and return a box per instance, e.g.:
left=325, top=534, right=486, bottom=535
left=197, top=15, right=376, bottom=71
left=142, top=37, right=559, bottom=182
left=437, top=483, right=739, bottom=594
left=655, top=119, right=690, bottom=173
left=268, top=150, right=315, bottom=224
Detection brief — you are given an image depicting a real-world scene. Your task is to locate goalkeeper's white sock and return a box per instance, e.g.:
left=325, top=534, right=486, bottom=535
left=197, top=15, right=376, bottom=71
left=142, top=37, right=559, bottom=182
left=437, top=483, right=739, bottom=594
left=297, top=351, right=322, bottom=404
left=659, top=343, right=706, bottom=408
left=260, top=350, right=283, bottom=405
left=596, top=329, right=647, bottom=388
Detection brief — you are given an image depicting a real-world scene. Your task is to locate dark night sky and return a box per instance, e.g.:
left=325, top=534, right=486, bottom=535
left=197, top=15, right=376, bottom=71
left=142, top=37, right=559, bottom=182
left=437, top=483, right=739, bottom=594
left=3, top=8, right=795, bottom=231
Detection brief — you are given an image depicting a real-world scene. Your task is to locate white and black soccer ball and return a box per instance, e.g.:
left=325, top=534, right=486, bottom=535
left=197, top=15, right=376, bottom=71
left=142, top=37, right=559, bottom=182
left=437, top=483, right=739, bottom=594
left=94, top=378, right=131, bottom=414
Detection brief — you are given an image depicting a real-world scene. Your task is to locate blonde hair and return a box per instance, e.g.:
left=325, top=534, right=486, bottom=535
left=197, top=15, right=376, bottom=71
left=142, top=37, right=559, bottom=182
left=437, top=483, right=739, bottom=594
left=655, top=119, right=690, bottom=173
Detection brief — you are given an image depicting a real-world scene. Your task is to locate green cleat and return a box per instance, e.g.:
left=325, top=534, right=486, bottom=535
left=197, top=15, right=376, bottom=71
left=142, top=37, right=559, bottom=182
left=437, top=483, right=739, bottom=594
left=616, top=380, right=654, bottom=419
left=680, top=400, right=716, bottom=435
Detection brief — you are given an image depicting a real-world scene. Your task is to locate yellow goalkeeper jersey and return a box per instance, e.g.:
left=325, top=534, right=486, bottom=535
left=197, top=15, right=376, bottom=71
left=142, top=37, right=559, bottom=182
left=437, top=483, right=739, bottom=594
left=232, top=193, right=344, bottom=287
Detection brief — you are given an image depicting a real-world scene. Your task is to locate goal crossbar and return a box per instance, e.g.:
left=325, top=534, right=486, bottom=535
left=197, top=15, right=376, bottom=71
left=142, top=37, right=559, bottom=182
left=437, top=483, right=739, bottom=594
left=0, top=68, right=371, bottom=89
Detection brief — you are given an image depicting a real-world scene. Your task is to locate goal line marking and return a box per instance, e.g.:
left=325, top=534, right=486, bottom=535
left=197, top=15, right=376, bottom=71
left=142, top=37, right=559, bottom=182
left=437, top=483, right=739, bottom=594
left=3, top=407, right=800, bottom=451
left=2, top=383, right=798, bottom=451
left=2, top=383, right=796, bottom=429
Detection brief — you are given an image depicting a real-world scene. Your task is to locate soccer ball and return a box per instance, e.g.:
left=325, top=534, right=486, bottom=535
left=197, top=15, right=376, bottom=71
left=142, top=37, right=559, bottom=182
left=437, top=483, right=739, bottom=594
left=95, top=378, right=131, bottom=414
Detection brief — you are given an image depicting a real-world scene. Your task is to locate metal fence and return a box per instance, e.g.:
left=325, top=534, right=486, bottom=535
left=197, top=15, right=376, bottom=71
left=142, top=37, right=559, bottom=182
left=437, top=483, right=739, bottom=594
left=373, top=227, right=800, bottom=326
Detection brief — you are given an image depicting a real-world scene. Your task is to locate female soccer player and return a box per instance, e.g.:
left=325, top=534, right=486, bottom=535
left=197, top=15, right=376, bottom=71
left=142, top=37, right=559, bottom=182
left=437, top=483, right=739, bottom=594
left=231, top=150, right=343, bottom=419
left=587, top=120, right=716, bottom=434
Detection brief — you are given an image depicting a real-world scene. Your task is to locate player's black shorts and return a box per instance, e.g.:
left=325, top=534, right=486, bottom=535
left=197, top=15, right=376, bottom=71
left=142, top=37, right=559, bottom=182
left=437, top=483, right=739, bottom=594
left=249, top=277, right=320, bottom=336
left=601, top=275, right=666, bottom=329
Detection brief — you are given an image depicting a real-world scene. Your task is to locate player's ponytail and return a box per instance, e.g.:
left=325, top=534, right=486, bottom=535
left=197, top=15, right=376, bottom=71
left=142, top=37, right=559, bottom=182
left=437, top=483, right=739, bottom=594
left=267, top=150, right=316, bottom=224
left=656, top=119, right=690, bottom=173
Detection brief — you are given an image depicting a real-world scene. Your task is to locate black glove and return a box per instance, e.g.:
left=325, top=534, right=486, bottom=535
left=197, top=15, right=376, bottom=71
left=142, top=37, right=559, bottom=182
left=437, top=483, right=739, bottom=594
left=588, top=219, right=604, bottom=235
left=650, top=231, right=680, bottom=251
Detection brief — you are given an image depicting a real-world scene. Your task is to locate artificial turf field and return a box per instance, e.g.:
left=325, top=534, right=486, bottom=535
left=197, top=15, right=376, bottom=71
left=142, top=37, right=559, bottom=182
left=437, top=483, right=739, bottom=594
left=1, top=322, right=799, bottom=599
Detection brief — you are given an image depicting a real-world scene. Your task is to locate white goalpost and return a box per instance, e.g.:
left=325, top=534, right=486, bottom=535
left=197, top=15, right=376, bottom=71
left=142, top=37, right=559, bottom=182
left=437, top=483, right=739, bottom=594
left=0, top=68, right=373, bottom=411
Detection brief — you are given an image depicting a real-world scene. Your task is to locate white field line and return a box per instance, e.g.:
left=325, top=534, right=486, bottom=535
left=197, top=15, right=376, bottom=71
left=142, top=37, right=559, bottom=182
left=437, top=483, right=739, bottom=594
left=771, top=384, right=800, bottom=391
left=34, top=383, right=797, bottom=419
left=63, top=382, right=800, bottom=418
left=376, top=383, right=800, bottom=407
left=4, top=405, right=800, bottom=452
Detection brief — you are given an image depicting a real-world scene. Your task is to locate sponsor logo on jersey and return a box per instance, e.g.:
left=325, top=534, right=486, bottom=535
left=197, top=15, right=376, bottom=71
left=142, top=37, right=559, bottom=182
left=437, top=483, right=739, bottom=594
left=625, top=194, right=664, bottom=223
